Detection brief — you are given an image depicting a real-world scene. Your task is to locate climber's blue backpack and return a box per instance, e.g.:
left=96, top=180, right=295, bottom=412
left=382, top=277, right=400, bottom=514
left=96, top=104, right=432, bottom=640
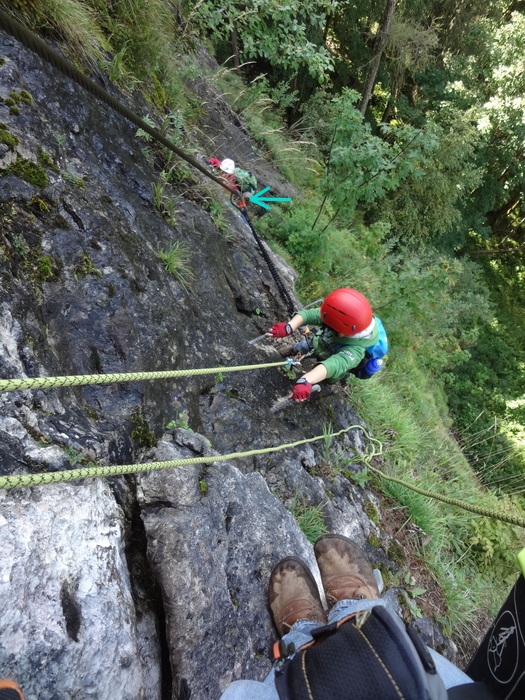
left=366, top=317, right=388, bottom=359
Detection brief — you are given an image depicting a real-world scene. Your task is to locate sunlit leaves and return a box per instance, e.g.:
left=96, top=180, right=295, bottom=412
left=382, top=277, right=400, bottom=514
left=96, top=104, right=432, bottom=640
left=187, top=0, right=336, bottom=82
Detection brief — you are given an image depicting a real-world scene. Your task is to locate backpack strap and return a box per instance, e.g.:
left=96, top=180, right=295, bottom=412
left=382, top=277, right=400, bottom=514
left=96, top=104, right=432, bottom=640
left=275, top=606, right=448, bottom=700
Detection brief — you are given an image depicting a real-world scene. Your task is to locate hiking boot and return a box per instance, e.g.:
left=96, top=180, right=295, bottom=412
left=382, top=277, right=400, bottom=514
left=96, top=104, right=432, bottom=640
left=0, top=679, right=26, bottom=700
left=314, top=535, right=379, bottom=607
left=268, top=557, right=326, bottom=637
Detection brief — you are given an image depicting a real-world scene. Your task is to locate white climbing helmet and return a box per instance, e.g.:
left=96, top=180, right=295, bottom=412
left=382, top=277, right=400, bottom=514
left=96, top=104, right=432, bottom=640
left=220, top=158, right=235, bottom=174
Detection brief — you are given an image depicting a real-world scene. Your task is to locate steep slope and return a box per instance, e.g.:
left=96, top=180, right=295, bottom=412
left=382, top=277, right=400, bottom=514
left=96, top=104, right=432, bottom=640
left=0, top=32, right=453, bottom=699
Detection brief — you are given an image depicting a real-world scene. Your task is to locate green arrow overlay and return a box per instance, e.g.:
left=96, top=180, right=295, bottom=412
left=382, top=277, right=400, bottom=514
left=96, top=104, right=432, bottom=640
left=250, top=186, right=291, bottom=210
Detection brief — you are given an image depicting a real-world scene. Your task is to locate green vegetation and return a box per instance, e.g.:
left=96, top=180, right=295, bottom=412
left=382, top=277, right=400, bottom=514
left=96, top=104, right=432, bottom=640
left=35, top=256, right=57, bottom=282
left=9, top=90, right=32, bottom=105
left=387, top=541, right=406, bottom=567
left=166, top=396, right=191, bottom=431
left=367, top=533, right=381, bottom=548
left=6, top=158, right=49, bottom=187
left=349, top=366, right=523, bottom=632
left=289, top=497, right=328, bottom=543
left=165, top=412, right=190, bottom=430
left=0, top=128, right=18, bottom=150
left=155, top=241, right=194, bottom=290
left=130, top=407, right=156, bottom=449
left=63, top=446, right=98, bottom=470
left=84, top=405, right=100, bottom=421
left=209, top=201, right=229, bottom=236
left=364, top=499, right=380, bottom=526
left=62, top=170, right=85, bottom=188
left=37, top=146, right=59, bottom=172
left=73, top=253, right=101, bottom=279
left=11, top=233, right=30, bottom=258
left=28, top=197, right=51, bottom=213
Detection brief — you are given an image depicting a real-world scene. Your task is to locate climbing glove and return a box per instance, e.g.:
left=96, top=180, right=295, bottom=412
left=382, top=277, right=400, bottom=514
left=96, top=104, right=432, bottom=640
left=270, top=322, right=292, bottom=338
left=292, top=378, right=312, bottom=402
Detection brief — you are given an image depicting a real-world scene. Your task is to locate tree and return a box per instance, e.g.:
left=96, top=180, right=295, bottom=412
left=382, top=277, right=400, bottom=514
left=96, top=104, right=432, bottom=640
left=186, top=0, right=336, bottom=85
left=358, top=0, right=397, bottom=114
left=306, top=89, right=440, bottom=229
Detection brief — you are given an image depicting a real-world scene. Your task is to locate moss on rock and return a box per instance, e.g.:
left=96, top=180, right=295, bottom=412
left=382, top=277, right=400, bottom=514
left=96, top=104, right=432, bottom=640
left=130, top=408, right=156, bottom=448
left=37, top=146, right=59, bottom=172
left=0, top=129, right=18, bottom=150
left=8, top=90, right=32, bottom=106
left=74, top=253, right=101, bottom=279
left=367, top=533, right=381, bottom=548
left=6, top=158, right=49, bottom=187
left=364, top=499, right=380, bottom=525
left=387, top=540, right=407, bottom=566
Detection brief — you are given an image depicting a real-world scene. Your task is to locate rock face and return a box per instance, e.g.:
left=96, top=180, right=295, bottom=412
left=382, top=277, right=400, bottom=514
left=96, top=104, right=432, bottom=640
left=0, top=30, right=451, bottom=700
left=1, top=479, right=161, bottom=700
left=136, top=429, right=377, bottom=699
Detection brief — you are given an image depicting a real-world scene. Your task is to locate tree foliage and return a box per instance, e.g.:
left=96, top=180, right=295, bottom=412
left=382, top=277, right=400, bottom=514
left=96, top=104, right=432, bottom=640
left=186, top=0, right=336, bottom=82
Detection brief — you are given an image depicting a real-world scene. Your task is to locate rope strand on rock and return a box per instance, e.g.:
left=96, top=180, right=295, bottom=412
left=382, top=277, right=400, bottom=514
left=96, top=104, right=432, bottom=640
left=0, top=424, right=523, bottom=530
left=0, top=361, right=287, bottom=393
left=241, top=208, right=296, bottom=316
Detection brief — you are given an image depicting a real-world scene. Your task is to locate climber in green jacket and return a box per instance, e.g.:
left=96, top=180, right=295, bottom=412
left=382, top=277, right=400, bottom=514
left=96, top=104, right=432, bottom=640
left=269, top=288, right=381, bottom=402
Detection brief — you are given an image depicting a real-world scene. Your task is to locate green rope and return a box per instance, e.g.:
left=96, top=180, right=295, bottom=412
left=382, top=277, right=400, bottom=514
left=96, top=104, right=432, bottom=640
left=0, top=361, right=286, bottom=393
left=0, top=426, right=357, bottom=490
left=367, top=464, right=525, bottom=529
left=356, top=435, right=525, bottom=529
left=1, top=422, right=524, bottom=530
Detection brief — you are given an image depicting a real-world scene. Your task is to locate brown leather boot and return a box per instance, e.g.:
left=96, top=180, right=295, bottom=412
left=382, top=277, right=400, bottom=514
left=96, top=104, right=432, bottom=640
left=268, top=557, right=327, bottom=637
left=314, top=535, right=379, bottom=608
left=0, top=679, right=26, bottom=700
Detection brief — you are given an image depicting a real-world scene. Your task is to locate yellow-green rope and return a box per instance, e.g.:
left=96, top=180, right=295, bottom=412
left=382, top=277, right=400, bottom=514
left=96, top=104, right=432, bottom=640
left=0, top=361, right=286, bottom=393
left=1, top=424, right=524, bottom=529
left=359, top=435, right=525, bottom=528
left=0, top=427, right=356, bottom=490
left=367, top=465, right=525, bottom=529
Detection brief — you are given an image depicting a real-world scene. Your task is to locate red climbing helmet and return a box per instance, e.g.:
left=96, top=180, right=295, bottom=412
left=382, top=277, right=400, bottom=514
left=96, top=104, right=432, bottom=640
left=320, top=288, right=373, bottom=336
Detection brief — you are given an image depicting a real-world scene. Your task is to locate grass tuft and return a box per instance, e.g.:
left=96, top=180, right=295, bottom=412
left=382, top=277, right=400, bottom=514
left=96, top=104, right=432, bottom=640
left=290, top=497, right=328, bottom=544
left=155, top=241, right=194, bottom=290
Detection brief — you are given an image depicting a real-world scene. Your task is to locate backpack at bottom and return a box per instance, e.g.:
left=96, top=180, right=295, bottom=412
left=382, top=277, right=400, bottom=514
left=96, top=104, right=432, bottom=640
left=275, top=606, right=446, bottom=700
